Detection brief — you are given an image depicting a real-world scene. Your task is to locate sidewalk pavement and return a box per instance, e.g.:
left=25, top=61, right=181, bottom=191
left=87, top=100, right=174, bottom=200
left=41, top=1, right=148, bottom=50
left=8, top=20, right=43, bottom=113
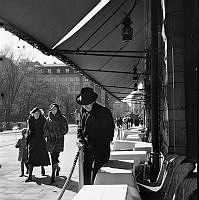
left=0, top=125, right=79, bottom=200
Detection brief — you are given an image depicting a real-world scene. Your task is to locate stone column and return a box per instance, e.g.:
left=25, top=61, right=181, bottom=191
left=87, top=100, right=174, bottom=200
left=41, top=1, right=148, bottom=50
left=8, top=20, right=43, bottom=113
left=165, top=0, right=186, bottom=154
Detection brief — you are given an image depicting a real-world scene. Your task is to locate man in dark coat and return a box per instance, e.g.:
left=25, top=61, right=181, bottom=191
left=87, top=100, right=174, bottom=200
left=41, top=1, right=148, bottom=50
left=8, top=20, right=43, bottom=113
left=76, top=87, right=115, bottom=185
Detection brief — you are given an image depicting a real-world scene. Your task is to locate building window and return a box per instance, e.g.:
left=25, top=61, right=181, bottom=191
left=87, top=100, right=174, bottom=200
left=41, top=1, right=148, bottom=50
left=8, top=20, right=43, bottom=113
left=47, top=69, right=51, bottom=74
left=65, top=68, right=69, bottom=73
left=69, top=83, right=74, bottom=92
left=42, top=68, right=47, bottom=74
left=57, top=68, right=61, bottom=74
left=69, top=94, right=73, bottom=99
left=75, top=85, right=80, bottom=91
left=83, top=83, right=91, bottom=87
left=69, top=77, right=75, bottom=82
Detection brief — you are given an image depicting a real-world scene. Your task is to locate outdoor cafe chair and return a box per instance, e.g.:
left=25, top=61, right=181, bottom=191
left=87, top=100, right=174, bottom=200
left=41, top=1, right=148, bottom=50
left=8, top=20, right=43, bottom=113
left=137, top=153, right=178, bottom=186
left=140, top=161, right=195, bottom=200
left=164, top=162, right=195, bottom=200
left=173, top=173, right=197, bottom=200
left=138, top=155, right=186, bottom=200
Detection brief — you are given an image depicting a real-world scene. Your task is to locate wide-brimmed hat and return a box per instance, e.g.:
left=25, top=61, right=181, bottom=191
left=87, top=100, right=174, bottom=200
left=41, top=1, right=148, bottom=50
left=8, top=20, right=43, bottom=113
left=49, top=103, right=60, bottom=111
left=76, top=87, right=98, bottom=105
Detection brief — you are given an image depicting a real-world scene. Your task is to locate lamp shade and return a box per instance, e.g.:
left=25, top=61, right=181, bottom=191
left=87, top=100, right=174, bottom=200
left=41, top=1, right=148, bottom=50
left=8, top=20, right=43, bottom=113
left=121, top=15, right=133, bottom=42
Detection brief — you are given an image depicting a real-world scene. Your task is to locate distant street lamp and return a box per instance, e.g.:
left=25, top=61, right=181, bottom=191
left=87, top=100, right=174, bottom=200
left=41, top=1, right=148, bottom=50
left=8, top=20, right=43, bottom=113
left=1, top=93, right=5, bottom=99
left=121, top=14, right=133, bottom=42
left=0, top=93, right=4, bottom=168
left=0, top=93, right=5, bottom=131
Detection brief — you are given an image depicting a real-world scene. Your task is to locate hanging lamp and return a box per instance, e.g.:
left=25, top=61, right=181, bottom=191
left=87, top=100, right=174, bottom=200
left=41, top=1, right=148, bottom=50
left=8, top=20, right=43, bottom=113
left=121, top=14, right=133, bottom=42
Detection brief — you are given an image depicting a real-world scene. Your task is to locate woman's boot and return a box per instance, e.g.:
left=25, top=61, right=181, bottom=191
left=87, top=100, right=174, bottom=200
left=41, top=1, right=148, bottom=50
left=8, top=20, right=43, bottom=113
left=41, top=166, right=45, bottom=176
left=56, top=165, right=60, bottom=176
left=20, top=162, right=25, bottom=177
left=50, top=164, right=57, bottom=184
left=25, top=165, right=33, bottom=182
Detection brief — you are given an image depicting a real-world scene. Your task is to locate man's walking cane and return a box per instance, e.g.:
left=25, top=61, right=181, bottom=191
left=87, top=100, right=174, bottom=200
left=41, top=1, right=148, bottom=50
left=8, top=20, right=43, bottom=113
left=78, top=146, right=84, bottom=190
left=57, top=146, right=84, bottom=200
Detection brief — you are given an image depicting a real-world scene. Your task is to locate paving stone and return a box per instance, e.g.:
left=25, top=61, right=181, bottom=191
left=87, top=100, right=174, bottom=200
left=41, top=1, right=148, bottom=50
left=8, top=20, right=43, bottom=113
left=0, top=125, right=79, bottom=200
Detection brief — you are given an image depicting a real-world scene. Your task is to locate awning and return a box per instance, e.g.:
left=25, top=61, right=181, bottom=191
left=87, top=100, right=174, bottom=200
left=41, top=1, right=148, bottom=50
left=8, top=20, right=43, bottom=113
left=0, top=0, right=100, bottom=48
left=0, top=0, right=148, bottom=101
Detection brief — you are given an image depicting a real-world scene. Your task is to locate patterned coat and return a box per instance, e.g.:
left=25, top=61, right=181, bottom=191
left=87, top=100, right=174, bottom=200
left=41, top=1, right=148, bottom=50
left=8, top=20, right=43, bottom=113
left=44, top=110, right=68, bottom=153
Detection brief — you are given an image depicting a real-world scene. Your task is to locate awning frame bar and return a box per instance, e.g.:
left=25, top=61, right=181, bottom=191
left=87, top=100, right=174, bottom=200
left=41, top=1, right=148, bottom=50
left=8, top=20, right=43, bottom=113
left=55, top=51, right=147, bottom=58
left=83, top=68, right=144, bottom=75
left=55, top=49, right=148, bottom=54
left=104, top=85, right=145, bottom=90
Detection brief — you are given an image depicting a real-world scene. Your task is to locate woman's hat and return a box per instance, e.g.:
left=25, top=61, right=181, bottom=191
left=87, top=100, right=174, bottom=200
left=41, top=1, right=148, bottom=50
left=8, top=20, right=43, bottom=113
left=76, top=87, right=98, bottom=105
left=49, top=103, right=60, bottom=110
left=30, top=107, right=40, bottom=114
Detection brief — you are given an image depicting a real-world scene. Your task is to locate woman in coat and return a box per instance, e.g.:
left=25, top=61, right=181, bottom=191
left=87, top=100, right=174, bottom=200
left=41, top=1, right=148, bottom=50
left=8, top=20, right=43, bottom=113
left=26, top=107, right=50, bottom=182
left=44, top=103, right=68, bottom=183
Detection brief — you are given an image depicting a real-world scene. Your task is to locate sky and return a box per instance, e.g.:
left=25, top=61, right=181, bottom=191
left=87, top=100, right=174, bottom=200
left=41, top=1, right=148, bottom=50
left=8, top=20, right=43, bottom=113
left=0, top=28, right=62, bottom=64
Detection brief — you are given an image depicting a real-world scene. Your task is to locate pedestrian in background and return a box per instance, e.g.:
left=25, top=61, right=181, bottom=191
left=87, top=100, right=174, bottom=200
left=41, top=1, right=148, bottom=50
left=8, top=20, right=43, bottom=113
left=44, top=103, right=68, bottom=184
left=74, top=109, right=81, bottom=125
left=15, top=128, right=28, bottom=177
left=76, top=87, right=115, bottom=185
left=25, top=107, right=50, bottom=182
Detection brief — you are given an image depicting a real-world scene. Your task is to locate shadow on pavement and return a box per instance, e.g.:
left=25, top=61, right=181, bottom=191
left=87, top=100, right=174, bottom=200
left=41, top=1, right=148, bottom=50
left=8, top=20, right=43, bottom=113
left=34, top=175, right=79, bottom=193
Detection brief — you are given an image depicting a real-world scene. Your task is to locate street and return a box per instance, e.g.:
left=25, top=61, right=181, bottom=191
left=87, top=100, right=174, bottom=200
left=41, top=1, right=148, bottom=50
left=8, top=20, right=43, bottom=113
left=0, top=125, right=79, bottom=200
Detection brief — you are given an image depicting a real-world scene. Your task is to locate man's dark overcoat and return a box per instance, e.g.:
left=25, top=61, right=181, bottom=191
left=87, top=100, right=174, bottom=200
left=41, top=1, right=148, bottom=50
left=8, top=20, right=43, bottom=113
left=77, top=102, right=115, bottom=146
left=77, top=102, right=115, bottom=184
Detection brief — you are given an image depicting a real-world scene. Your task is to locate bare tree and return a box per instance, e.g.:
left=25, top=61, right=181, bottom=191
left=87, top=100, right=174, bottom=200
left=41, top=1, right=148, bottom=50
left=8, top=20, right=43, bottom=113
left=16, top=65, right=57, bottom=120
left=0, top=50, right=29, bottom=128
left=0, top=48, right=57, bottom=127
left=56, top=84, right=76, bottom=122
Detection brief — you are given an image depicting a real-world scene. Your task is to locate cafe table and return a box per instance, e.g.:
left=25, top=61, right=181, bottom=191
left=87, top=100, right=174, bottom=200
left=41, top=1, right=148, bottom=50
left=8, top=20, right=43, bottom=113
left=123, top=130, right=140, bottom=138
left=112, top=140, right=136, bottom=151
left=72, top=184, right=142, bottom=200
left=110, top=150, right=147, bottom=163
left=112, top=140, right=152, bottom=154
left=125, top=135, right=142, bottom=141
left=134, top=142, right=152, bottom=154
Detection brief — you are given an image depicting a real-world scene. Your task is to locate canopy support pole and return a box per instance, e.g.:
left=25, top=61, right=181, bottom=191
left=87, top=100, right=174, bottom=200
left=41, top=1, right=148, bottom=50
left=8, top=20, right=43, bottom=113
left=150, top=0, right=160, bottom=182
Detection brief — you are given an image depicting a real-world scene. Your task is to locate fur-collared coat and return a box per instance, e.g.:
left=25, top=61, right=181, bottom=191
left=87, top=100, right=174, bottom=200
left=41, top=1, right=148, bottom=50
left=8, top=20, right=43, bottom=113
left=27, top=115, right=50, bottom=166
left=44, top=110, right=68, bottom=153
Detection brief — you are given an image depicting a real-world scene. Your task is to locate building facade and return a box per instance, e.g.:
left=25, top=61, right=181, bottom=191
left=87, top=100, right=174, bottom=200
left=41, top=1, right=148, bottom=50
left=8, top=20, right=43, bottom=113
left=36, top=62, right=107, bottom=107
